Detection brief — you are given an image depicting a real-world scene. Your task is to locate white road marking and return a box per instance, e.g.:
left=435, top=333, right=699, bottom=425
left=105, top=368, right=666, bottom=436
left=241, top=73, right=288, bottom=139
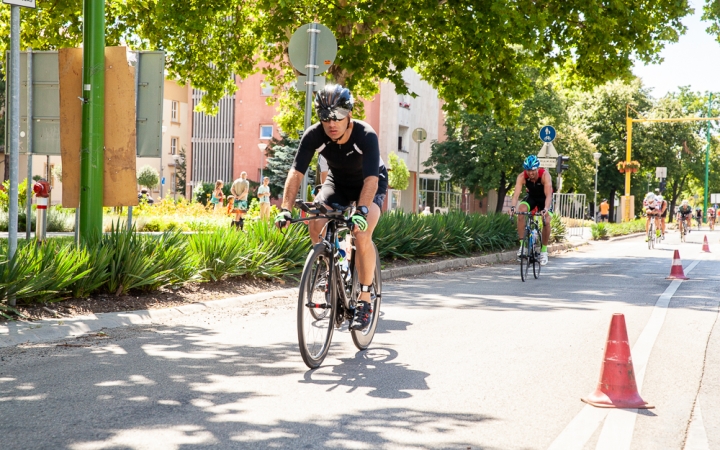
left=548, top=260, right=701, bottom=450
left=685, top=396, right=710, bottom=450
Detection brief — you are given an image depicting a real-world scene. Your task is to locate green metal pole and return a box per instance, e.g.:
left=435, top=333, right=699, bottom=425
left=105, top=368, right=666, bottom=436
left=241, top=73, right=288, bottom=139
left=79, top=0, right=105, bottom=241
left=704, top=93, right=712, bottom=222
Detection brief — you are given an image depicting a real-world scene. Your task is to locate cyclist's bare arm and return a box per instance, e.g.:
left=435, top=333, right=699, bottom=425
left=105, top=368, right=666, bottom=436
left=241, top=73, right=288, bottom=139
left=542, top=171, right=553, bottom=212
left=280, top=168, right=304, bottom=211
left=510, top=173, right=525, bottom=211
left=358, top=176, right=379, bottom=209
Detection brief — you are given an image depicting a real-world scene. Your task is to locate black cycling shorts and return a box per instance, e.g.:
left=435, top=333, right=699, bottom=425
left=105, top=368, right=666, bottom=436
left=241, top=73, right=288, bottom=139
left=520, top=195, right=547, bottom=213
left=316, top=166, right=389, bottom=210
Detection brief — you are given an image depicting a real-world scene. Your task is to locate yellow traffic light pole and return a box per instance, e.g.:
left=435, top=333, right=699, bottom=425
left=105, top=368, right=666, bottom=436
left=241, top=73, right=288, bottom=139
left=622, top=105, right=720, bottom=222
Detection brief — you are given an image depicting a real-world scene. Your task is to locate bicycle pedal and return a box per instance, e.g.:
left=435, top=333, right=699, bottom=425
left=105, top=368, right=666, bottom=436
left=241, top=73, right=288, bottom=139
left=305, top=302, right=330, bottom=309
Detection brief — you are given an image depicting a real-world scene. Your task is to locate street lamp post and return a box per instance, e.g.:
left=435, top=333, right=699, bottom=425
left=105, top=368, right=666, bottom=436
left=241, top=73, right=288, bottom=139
left=258, top=143, right=268, bottom=181
left=593, top=152, right=601, bottom=222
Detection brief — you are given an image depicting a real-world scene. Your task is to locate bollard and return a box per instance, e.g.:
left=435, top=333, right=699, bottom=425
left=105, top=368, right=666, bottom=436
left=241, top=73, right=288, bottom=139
left=32, top=180, right=51, bottom=245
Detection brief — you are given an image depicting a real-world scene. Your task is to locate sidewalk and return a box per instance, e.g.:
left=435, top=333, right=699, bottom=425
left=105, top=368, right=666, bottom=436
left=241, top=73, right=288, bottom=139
left=0, top=240, right=585, bottom=348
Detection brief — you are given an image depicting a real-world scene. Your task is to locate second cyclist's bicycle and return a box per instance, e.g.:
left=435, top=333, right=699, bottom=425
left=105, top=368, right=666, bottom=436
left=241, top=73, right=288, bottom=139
left=291, top=200, right=382, bottom=369
left=513, top=210, right=543, bottom=282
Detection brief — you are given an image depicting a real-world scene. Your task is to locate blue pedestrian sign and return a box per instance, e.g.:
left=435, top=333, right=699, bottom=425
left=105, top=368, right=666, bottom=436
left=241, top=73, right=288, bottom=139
left=161, top=177, right=165, bottom=185
left=540, top=126, right=556, bottom=143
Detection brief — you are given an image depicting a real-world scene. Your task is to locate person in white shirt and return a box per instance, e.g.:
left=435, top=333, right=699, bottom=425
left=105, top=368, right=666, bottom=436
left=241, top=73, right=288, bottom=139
left=257, top=177, right=271, bottom=220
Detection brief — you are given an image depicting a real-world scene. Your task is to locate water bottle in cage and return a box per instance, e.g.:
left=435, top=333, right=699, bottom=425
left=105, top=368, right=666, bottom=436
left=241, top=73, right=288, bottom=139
left=531, top=229, right=538, bottom=251
left=335, top=237, right=349, bottom=277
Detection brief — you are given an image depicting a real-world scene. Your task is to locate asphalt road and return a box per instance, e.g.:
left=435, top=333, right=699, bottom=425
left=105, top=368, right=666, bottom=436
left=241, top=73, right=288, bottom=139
left=1, top=229, right=718, bottom=450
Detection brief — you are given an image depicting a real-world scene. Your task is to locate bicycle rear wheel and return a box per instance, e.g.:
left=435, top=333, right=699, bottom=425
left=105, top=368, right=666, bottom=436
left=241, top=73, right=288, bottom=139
left=298, top=244, right=336, bottom=369
left=351, top=243, right=382, bottom=350
left=520, top=235, right=530, bottom=282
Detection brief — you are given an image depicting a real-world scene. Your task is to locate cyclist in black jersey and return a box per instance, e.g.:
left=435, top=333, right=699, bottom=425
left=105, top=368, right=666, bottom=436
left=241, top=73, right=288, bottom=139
left=509, top=155, right=553, bottom=265
left=275, top=84, right=388, bottom=331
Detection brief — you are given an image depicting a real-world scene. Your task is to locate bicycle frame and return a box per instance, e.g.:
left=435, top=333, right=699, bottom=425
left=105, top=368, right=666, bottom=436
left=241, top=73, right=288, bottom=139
left=515, top=211, right=544, bottom=251
left=293, top=201, right=357, bottom=314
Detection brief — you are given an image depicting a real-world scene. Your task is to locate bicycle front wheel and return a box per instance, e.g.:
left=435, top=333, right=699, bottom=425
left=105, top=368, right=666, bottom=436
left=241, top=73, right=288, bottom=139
left=520, top=235, right=530, bottom=282
left=351, top=243, right=382, bottom=350
left=532, top=235, right=541, bottom=279
left=298, top=244, right=336, bottom=369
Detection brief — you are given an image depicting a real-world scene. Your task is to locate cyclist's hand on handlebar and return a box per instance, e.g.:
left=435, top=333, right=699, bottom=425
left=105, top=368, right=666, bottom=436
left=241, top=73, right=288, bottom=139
left=351, top=212, right=369, bottom=232
left=509, top=206, right=515, bottom=216
left=274, top=209, right=292, bottom=229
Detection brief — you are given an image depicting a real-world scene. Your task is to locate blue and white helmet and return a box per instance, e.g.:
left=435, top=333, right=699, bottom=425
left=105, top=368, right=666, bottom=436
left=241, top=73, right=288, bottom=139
left=523, top=155, right=540, bottom=170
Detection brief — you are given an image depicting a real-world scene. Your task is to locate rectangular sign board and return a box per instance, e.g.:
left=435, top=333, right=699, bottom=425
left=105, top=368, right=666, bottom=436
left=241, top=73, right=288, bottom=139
left=656, top=167, right=667, bottom=179
left=2, top=0, right=36, bottom=8
left=538, top=157, right=556, bottom=169
left=711, top=193, right=720, bottom=204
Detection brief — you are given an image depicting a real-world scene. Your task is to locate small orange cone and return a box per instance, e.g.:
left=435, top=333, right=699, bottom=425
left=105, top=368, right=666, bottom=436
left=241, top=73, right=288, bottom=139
left=582, top=314, right=653, bottom=409
left=667, top=250, right=689, bottom=280
left=702, top=235, right=711, bottom=252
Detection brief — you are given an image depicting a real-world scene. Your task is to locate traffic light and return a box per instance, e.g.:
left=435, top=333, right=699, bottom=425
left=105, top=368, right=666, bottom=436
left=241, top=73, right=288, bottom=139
left=556, top=155, right=570, bottom=175
left=659, top=178, right=667, bottom=193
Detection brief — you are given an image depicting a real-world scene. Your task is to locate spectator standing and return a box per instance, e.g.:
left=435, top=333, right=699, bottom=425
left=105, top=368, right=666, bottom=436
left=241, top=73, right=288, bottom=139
left=599, top=199, right=610, bottom=222
left=230, top=172, right=250, bottom=230
left=210, top=180, right=225, bottom=212
left=257, top=177, right=271, bottom=220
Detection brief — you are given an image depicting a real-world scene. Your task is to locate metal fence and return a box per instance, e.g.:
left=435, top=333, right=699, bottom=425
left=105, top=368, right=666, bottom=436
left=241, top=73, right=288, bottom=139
left=191, top=90, right=235, bottom=184
left=553, top=193, right=587, bottom=237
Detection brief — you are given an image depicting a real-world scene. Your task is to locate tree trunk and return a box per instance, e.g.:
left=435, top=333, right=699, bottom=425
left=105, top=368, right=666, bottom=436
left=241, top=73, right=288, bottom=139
left=495, top=172, right=510, bottom=212
left=609, top=190, right=616, bottom=222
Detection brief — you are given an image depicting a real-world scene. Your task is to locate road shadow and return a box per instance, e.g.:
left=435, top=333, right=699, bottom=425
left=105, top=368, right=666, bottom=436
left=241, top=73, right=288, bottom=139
left=301, top=347, right=429, bottom=399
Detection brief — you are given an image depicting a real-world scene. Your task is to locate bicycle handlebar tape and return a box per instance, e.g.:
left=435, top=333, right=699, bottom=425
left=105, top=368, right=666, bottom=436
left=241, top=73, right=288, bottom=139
left=666, top=250, right=689, bottom=280
left=702, top=235, right=711, bottom=253
left=581, top=314, right=654, bottom=409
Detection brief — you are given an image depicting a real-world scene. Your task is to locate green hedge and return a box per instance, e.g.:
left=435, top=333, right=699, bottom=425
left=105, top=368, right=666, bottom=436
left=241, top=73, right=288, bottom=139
left=0, top=211, right=523, bottom=314
left=591, top=219, right=645, bottom=240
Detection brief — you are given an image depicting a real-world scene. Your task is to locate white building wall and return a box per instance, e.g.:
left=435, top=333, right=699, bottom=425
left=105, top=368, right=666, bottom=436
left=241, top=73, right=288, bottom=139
left=377, top=69, right=442, bottom=212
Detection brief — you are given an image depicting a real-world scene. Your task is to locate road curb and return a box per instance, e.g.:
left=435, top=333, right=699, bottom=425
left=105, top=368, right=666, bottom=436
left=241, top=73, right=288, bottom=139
left=0, top=241, right=585, bottom=348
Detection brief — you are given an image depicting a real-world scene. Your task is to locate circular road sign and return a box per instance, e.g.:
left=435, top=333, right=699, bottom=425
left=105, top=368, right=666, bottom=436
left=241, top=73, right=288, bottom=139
left=539, top=125, right=556, bottom=143
left=288, top=23, right=337, bottom=75
left=412, top=128, right=427, bottom=143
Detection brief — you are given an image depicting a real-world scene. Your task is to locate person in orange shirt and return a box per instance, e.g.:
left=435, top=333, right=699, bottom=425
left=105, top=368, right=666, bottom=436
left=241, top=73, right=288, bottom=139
left=599, top=199, right=610, bottom=222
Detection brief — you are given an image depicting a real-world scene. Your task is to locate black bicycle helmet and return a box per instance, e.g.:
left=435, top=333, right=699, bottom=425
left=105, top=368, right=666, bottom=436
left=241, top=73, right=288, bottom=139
left=314, top=84, right=354, bottom=121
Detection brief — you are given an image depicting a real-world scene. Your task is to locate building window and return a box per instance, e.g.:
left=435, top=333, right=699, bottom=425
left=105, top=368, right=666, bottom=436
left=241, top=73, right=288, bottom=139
left=419, top=178, right=461, bottom=213
left=171, top=101, right=179, bottom=122
left=261, top=81, right=273, bottom=96
left=171, top=137, right=178, bottom=155
left=260, top=125, right=273, bottom=139
left=398, top=126, right=409, bottom=152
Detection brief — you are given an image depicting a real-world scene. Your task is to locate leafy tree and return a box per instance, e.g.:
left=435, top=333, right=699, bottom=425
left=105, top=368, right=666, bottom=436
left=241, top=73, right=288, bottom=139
left=176, top=146, right=187, bottom=197
left=137, top=165, right=160, bottom=190
left=387, top=152, right=410, bottom=191
left=263, top=134, right=315, bottom=198
left=0, top=0, right=692, bottom=126
left=427, top=76, right=566, bottom=212
left=566, top=79, right=654, bottom=221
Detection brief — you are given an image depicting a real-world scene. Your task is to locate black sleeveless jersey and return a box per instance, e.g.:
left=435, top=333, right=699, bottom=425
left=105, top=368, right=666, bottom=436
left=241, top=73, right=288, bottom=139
left=293, top=120, right=384, bottom=187
left=524, top=168, right=547, bottom=201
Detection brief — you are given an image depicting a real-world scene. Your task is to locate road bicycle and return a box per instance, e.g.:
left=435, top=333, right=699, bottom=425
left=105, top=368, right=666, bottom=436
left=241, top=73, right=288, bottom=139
left=646, top=215, right=657, bottom=250
left=710, top=215, right=716, bottom=231
left=695, top=214, right=702, bottom=231
left=290, top=200, right=382, bottom=369
left=513, top=211, right=543, bottom=282
left=677, top=214, right=687, bottom=243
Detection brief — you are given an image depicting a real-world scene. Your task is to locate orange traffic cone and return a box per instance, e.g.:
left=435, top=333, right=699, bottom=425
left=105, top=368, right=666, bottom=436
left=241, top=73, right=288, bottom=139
left=666, top=250, right=689, bottom=280
left=582, top=314, right=653, bottom=409
left=702, top=235, right=711, bottom=253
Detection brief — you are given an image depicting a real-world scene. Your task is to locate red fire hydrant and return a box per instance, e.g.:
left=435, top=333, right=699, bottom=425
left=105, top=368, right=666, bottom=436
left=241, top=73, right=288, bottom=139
left=33, top=180, right=51, bottom=243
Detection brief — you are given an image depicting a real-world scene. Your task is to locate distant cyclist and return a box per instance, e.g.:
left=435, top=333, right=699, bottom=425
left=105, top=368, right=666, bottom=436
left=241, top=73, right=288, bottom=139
left=656, top=194, right=668, bottom=238
left=678, top=200, right=693, bottom=233
left=708, top=205, right=716, bottom=230
left=695, top=207, right=703, bottom=230
left=643, top=192, right=660, bottom=241
left=509, top=155, right=553, bottom=266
